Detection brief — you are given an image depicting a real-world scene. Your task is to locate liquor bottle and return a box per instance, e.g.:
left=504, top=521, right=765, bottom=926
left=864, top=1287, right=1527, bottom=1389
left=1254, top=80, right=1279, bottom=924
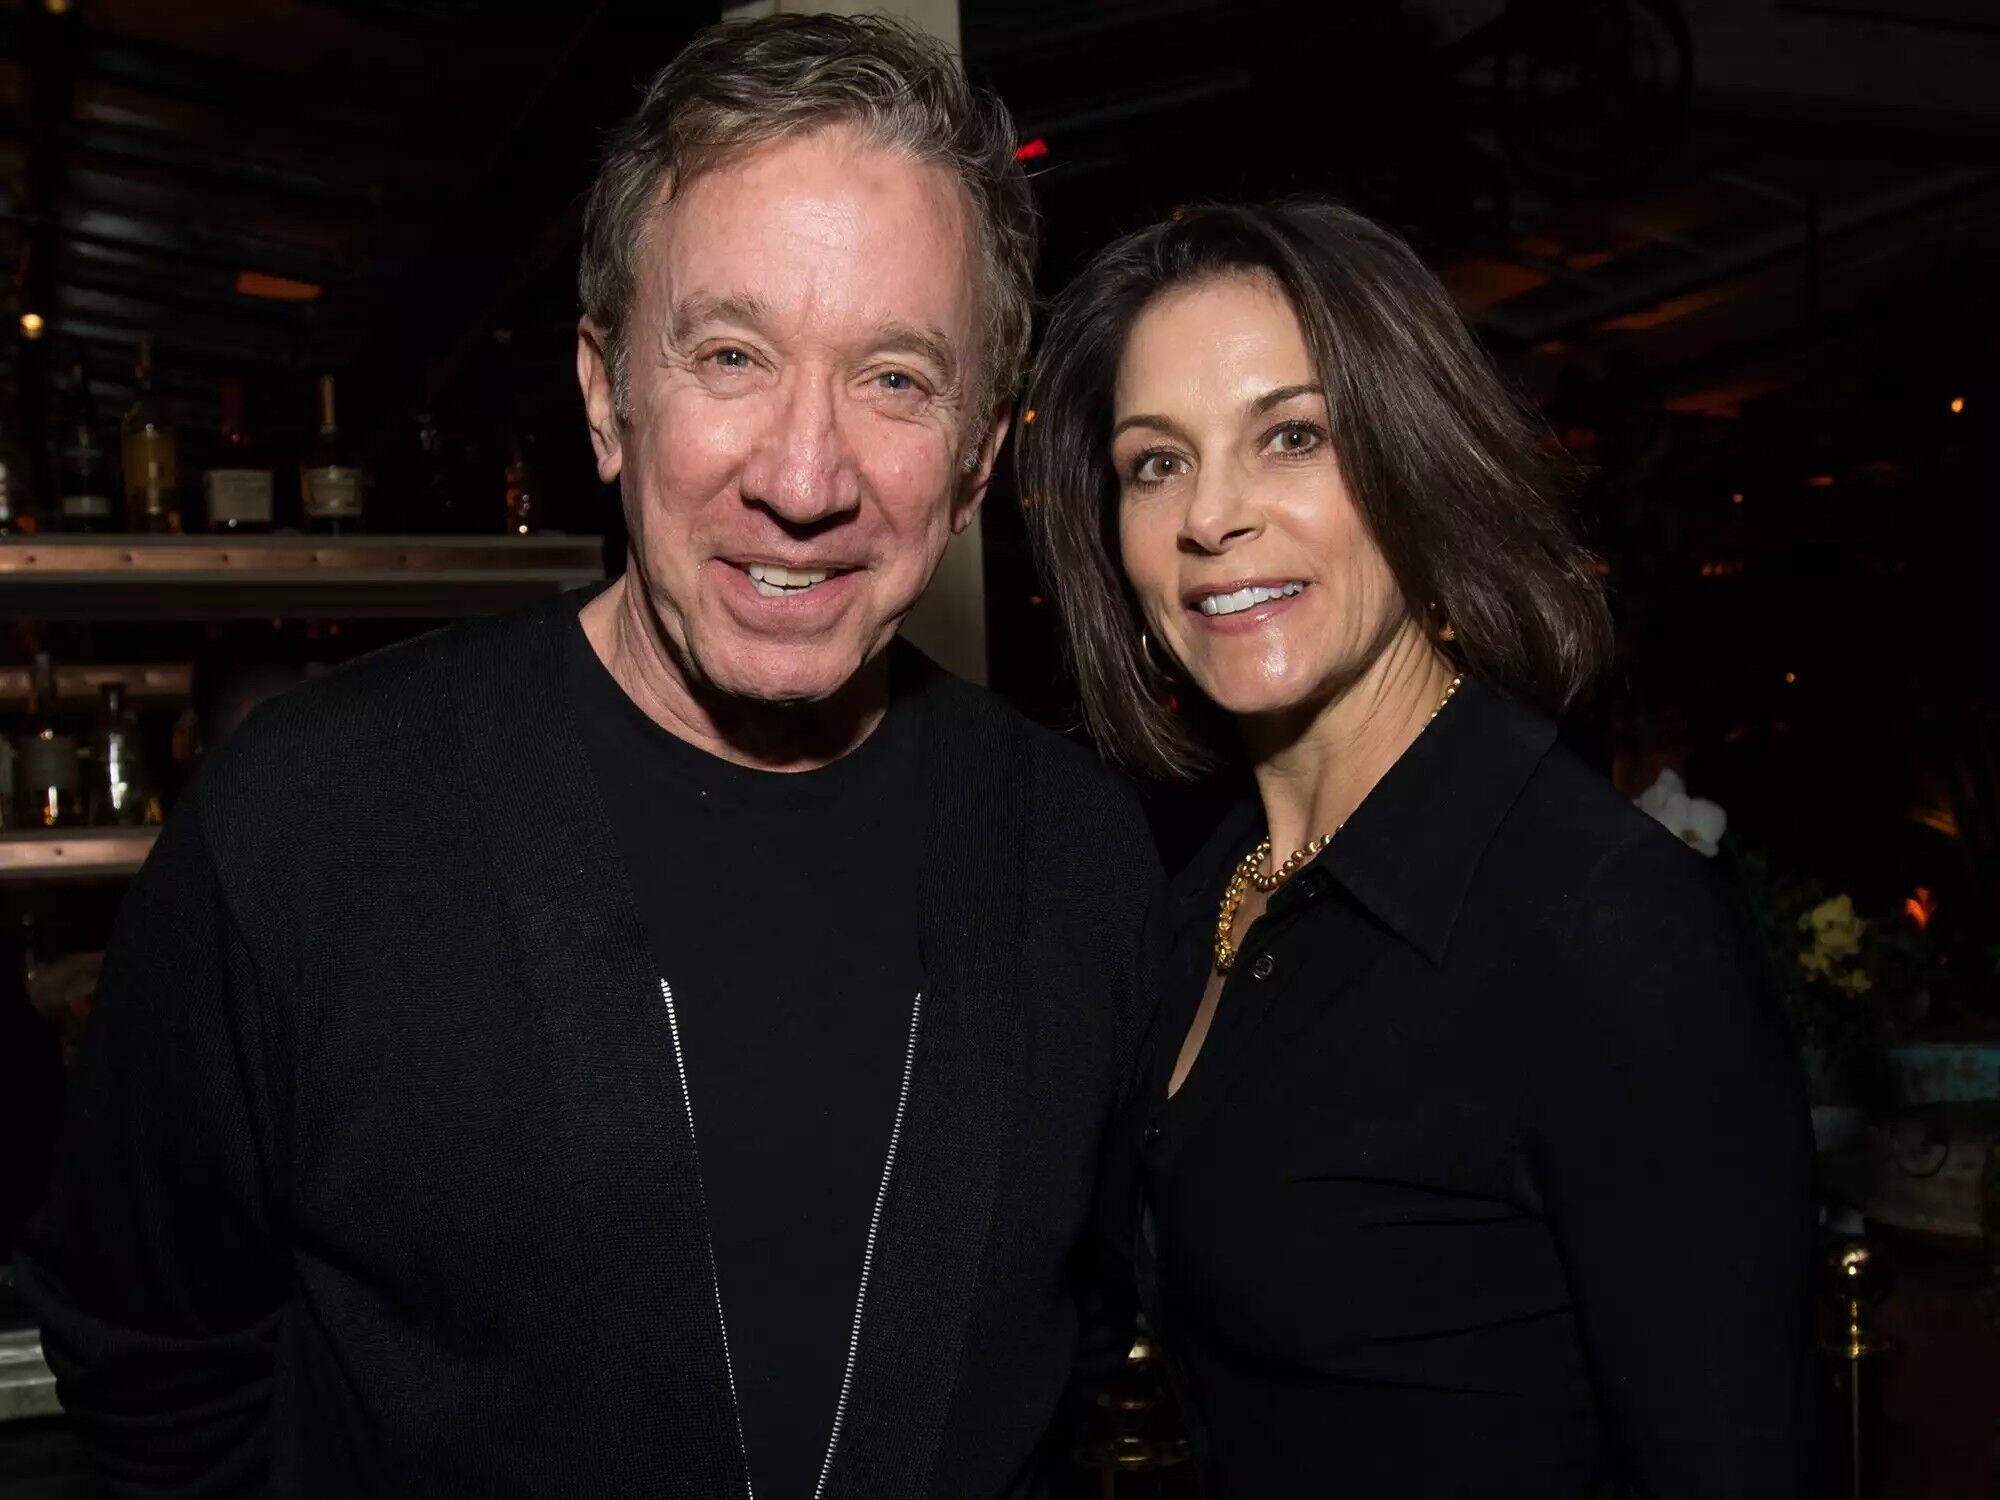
left=57, top=364, right=116, bottom=533
left=121, top=335, right=179, bottom=533
left=204, top=376, right=274, bottom=533
left=0, top=410, right=31, bottom=536
left=87, top=682, right=152, bottom=826
left=300, top=374, right=363, bottom=533
left=412, top=411, right=464, bottom=533
left=19, top=652, right=81, bottom=829
left=503, top=430, right=542, bottom=537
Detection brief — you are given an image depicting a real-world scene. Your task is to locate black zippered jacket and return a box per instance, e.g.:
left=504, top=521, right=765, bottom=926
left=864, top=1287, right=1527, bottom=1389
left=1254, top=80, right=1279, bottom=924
left=18, top=592, right=1160, bottom=1498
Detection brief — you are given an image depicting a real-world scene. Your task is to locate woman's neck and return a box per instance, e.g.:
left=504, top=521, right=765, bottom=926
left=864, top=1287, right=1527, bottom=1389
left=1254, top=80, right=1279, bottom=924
left=1243, top=621, right=1456, bottom=862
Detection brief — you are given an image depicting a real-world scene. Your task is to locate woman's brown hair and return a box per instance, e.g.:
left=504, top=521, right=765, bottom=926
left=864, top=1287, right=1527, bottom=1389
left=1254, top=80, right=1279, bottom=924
left=1019, top=200, right=1612, bottom=780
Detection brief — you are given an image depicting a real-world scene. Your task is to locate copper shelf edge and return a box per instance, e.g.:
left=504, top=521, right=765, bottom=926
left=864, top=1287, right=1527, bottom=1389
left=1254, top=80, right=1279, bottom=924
left=0, top=827, right=159, bottom=878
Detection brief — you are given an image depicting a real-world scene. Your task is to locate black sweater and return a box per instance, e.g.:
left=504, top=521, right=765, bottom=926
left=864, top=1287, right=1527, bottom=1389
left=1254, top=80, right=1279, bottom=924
left=19, top=594, right=1160, bottom=1499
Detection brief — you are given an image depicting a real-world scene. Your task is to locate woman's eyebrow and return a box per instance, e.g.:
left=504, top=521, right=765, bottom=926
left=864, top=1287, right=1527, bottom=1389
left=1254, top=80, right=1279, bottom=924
left=1247, top=382, right=1325, bottom=416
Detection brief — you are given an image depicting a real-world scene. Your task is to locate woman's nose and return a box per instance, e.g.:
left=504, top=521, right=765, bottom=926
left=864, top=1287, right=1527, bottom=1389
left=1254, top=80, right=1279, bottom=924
left=1179, top=474, right=1263, bottom=554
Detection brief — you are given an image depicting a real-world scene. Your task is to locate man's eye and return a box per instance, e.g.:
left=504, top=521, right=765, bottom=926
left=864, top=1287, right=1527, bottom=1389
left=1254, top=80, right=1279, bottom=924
left=709, top=348, right=752, bottom=370
left=876, top=371, right=917, bottom=393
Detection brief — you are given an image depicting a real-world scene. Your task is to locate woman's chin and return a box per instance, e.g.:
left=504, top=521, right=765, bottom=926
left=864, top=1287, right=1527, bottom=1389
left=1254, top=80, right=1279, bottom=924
left=1188, top=673, right=1321, bottom=722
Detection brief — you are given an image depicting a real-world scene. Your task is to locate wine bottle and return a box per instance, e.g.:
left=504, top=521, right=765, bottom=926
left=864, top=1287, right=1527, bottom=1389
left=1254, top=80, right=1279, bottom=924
left=204, top=376, right=274, bottom=533
left=19, top=652, right=81, bottom=829
left=503, top=430, right=542, bottom=537
left=0, top=410, right=31, bottom=536
left=88, top=682, right=152, bottom=826
left=58, top=364, right=116, bottom=534
left=122, top=336, right=179, bottom=533
left=300, top=374, right=363, bottom=533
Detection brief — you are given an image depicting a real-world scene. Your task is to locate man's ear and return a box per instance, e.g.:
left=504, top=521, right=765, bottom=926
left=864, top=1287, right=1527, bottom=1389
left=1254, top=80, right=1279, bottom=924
left=576, top=319, right=624, bottom=484
left=950, top=398, right=1014, bottom=535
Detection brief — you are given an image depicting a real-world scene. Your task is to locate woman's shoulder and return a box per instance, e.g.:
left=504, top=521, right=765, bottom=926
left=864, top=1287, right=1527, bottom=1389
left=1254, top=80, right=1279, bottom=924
left=1476, top=741, right=1748, bottom=968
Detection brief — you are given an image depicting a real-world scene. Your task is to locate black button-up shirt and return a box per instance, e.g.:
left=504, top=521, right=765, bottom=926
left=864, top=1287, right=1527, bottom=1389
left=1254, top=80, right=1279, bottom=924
left=1107, top=679, right=1817, bottom=1499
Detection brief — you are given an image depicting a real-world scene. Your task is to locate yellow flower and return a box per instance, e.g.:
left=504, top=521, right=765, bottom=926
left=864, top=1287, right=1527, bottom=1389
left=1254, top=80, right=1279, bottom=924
left=1837, top=968, right=1873, bottom=995
left=1806, top=895, right=1867, bottom=958
left=1798, top=947, right=1829, bottom=978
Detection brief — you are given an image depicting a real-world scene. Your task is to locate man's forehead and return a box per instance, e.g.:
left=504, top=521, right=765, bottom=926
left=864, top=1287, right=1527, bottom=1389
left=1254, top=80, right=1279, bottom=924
left=638, top=127, right=981, bottom=321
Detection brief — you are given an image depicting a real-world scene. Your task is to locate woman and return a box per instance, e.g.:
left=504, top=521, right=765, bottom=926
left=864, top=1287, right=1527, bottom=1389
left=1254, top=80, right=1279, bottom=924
left=1022, top=202, right=1817, bottom=1497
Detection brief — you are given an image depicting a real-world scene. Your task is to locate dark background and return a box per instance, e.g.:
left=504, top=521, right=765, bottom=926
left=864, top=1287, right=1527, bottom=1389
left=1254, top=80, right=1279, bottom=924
left=5, top=0, right=1994, bottom=933
left=0, top=2, right=1997, bottom=1494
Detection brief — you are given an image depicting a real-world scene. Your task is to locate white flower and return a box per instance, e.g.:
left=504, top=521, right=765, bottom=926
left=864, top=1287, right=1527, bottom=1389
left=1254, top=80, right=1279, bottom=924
left=1635, top=769, right=1727, bottom=857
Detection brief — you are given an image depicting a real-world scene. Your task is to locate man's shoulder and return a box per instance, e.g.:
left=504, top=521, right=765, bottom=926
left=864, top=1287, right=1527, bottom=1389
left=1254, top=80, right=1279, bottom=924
left=193, top=598, right=555, bottom=822
left=912, top=658, right=1143, bottom=827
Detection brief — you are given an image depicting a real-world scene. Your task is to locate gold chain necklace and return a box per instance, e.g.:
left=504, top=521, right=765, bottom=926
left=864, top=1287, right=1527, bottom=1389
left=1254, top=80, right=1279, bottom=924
left=1213, top=674, right=1464, bottom=974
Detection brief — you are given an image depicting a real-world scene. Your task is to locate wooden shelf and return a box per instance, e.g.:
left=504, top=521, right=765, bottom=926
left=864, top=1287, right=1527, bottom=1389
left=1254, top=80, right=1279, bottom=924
left=0, top=1328, right=59, bottom=1423
left=0, top=827, right=158, bottom=880
left=0, top=663, right=192, bottom=703
left=0, top=534, right=606, bottom=620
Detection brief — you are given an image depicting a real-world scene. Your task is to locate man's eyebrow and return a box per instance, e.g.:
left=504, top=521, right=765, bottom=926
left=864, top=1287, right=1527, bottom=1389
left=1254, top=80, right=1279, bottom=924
left=873, top=321, right=960, bottom=386
left=667, top=292, right=775, bottom=346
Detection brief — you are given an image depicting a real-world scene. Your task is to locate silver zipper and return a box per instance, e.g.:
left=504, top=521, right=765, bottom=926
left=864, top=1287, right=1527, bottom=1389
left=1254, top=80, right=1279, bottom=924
left=658, top=978, right=759, bottom=1499
left=813, top=988, right=923, bottom=1500
left=658, top=979, right=925, bottom=1500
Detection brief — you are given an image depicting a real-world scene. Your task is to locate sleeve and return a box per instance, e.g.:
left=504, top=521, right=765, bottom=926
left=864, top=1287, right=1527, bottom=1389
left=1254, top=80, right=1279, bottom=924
left=14, top=801, right=288, bottom=1497
left=1532, top=830, right=1819, bottom=1500
left=1067, top=776, right=1165, bottom=1410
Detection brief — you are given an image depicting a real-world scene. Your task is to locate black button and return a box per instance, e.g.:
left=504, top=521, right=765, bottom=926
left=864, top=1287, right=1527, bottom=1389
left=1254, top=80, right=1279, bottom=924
left=1250, top=952, right=1276, bottom=980
left=1142, top=1122, right=1163, bottom=1146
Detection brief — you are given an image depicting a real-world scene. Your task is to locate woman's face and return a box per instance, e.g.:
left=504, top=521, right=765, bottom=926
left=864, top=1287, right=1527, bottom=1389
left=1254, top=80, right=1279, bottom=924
left=1112, top=273, right=1411, bottom=720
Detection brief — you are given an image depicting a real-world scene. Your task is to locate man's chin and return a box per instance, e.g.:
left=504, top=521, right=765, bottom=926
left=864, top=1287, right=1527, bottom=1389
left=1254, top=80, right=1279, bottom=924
left=693, top=641, right=875, bottom=708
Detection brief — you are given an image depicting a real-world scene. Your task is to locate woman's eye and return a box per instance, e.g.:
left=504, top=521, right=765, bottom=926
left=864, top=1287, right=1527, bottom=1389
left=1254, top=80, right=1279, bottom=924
left=1267, top=421, right=1322, bottom=456
left=1131, top=453, right=1186, bottom=484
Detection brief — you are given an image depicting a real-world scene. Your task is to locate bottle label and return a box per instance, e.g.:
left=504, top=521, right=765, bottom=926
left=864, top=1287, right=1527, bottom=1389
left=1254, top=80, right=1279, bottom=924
left=123, top=431, right=176, bottom=501
left=61, top=492, right=113, bottom=521
left=303, top=466, right=362, bottom=519
left=19, top=733, right=80, bottom=793
left=205, top=469, right=274, bottom=524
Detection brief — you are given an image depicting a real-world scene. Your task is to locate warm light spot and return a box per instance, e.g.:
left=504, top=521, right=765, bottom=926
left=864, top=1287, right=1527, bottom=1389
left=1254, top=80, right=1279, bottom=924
left=1013, top=137, right=1049, bottom=162
left=19, top=311, right=45, bottom=339
left=235, top=270, right=324, bottom=303
left=1806, top=475, right=1834, bottom=489
left=1950, top=396, right=1965, bottom=415
left=1020, top=493, right=1040, bottom=509
left=1022, top=409, right=1035, bottom=424
left=1593, top=285, right=1732, bottom=333
left=1731, top=492, right=1744, bottom=505
left=44, top=0, right=72, bottom=13
left=1026, top=594, right=1045, bottom=607
left=1904, top=887, right=1936, bottom=931
left=1784, top=671, right=1797, bottom=684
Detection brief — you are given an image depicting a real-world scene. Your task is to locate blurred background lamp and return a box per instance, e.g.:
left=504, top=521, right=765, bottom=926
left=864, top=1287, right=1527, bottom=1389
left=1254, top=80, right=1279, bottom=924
left=19, top=311, right=45, bottom=340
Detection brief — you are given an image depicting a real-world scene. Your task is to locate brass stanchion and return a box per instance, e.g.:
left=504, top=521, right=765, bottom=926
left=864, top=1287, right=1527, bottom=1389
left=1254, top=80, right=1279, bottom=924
left=1820, top=1237, right=1893, bottom=1500
left=1072, top=1330, right=1191, bottom=1498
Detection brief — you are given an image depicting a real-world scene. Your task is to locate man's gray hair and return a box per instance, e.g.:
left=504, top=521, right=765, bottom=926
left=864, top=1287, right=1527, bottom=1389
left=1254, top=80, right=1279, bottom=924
left=579, top=12, right=1039, bottom=422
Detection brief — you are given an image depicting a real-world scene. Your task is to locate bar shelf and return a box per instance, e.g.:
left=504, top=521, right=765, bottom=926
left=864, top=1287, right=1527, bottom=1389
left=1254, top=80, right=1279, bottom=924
left=0, top=828, right=159, bottom=881
left=0, top=534, right=606, bottom=620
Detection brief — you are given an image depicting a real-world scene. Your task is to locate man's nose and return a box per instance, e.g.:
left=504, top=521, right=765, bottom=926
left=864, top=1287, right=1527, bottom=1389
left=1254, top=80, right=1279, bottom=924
left=740, top=371, right=862, bottom=527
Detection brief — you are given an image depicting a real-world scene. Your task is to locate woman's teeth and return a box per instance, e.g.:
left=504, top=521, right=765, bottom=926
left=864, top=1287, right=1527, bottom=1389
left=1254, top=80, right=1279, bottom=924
left=1198, top=581, right=1304, bottom=617
left=746, top=562, right=832, bottom=597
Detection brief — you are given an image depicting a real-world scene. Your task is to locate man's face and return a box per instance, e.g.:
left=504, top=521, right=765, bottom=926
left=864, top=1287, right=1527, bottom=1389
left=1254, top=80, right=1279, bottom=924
left=579, top=123, right=1004, bottom=705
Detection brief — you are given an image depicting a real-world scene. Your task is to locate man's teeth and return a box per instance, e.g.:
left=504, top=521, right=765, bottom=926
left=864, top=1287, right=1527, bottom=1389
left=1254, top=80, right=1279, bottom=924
left=746, top=562, right=833, bottom=597
left=1199, top=582, right=1304, bottom=617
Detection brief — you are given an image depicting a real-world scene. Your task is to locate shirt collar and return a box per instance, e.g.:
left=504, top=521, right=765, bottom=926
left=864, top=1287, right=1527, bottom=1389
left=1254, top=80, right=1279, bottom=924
left=1172, top=677, right=1559, bottom=967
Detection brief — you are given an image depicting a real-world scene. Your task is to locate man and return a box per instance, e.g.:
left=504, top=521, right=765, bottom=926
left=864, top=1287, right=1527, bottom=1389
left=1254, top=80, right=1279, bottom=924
left=19, top=16, right=1157, bottom=1497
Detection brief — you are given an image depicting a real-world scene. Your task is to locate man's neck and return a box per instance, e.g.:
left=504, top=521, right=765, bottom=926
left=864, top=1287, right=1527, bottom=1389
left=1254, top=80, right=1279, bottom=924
left=1242, top=621, right=1455, bottom=860
left=579, top=574, right=890, bottom=772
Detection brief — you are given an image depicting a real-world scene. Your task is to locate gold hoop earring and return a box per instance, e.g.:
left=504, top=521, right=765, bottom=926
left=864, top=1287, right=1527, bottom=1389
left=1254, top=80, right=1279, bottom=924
left=1140, top=630, right=1176, bottom=677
